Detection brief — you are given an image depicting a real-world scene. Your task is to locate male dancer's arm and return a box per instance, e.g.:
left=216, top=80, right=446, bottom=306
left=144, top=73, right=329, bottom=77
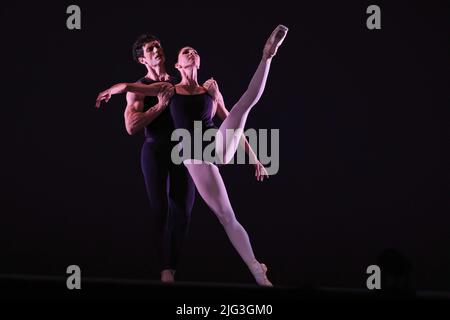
left=124, top=88, right=173, bottom=135
left=96, top=82, right=171, bottom=108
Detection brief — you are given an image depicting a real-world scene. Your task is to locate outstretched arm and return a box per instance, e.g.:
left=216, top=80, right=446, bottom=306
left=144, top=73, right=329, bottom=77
left=124, top=87, right=174, bottom=135
left=96, top=82, right=170, bottom=108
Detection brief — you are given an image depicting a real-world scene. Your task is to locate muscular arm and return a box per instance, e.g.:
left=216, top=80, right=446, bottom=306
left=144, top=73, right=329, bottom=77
left=124, top=82, right=165, bottom=96
left=124, top=92, right=166, bottom=135
left=96, top=82, right=169, bottom=108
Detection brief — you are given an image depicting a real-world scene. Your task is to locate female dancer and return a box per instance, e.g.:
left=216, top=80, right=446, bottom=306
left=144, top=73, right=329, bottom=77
left=96, top=25, right=288, bottom=286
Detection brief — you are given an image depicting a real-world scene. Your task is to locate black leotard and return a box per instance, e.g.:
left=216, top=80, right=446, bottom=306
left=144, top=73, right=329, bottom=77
left=169, top=88, right=217, bottom=161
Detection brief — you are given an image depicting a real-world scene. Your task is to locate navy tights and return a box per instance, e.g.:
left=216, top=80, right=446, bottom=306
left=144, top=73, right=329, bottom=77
left=141, top=139, right=196, bottom=272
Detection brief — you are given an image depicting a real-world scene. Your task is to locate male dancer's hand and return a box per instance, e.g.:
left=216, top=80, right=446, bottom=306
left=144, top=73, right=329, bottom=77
left=95, top=83, right=128, bottom=108
left=203, top=78, right=222, bottom=103
left=157, top=86, right=175, bottom=109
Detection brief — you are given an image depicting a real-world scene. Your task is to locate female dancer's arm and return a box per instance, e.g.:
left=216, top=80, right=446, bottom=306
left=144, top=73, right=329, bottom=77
left=207, top=79, right=269, bottom=181
left=95, top=82, right=170, bottom=108
left=215, top=101, right=269, bottom=181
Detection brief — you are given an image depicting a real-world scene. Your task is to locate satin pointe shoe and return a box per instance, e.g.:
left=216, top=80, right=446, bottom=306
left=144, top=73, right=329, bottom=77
left=250, top=260, right=273, bottom=286
left=263, top=24, right=289, bottom=59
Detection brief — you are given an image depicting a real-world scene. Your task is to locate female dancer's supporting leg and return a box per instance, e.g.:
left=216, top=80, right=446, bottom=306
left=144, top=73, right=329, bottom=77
left=183, top=161, right=272, bottom=286
left=184, top=25, right=288, bottom=286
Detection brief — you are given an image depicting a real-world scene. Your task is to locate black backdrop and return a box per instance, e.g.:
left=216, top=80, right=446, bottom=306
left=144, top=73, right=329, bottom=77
left=3, top=1, right=449, bottom=291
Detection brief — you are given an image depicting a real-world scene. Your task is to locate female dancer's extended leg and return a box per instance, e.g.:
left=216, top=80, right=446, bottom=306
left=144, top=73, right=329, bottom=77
left=215, top=25, right=288, bottom=164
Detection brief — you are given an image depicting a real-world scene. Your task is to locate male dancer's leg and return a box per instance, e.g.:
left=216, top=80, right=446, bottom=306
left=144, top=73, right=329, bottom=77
left=141, top=141, right=171, bottom=274
left=167, top=160, right=196, bottom=271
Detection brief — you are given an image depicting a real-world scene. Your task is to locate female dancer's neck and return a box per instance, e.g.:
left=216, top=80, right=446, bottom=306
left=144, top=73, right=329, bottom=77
left=179, top=68, right=199, bottom=87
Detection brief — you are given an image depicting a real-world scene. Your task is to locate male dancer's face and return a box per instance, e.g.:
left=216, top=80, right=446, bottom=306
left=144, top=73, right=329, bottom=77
left=139, top=40, right=165, bottom=68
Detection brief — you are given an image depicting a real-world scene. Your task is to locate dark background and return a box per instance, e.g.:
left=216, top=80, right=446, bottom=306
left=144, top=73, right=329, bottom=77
left=2, top=1, right=449, bottom=291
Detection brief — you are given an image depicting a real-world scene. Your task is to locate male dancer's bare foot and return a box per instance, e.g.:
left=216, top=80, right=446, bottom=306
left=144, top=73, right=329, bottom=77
left=249, top=260, right=273, bottom=286
left=263, top=24, right=289, bottom=59
left=161, top=269, right=175, bottom=283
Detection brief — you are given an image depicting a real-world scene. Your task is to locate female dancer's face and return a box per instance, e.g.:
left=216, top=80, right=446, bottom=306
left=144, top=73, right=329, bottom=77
left=176, top=46, right=200, bottom=69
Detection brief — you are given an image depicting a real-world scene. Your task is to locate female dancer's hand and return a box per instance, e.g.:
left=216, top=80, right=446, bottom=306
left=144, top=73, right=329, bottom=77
left=95, top=83, right=128, bottom=108
left=254, top=161, right=269, bottom=181
left=157, top=86, right=175, bottom=109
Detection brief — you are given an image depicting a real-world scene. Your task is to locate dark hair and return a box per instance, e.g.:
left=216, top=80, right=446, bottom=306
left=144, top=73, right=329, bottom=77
left=176, top=46, right=197, bottom=62
left=177, top=46, right=188, bottom=56
left=132, top=34, right=160, bottom=63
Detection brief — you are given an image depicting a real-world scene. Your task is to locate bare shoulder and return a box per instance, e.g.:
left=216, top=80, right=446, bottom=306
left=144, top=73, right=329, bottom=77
left=126, top=90, right=145, bottom=102
left=125, top=90, right=144, bottom=113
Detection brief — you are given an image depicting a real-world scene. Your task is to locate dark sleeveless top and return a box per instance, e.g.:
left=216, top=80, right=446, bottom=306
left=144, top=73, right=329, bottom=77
left=138, top=76, right=178, bottom=142
left=169, top=89, right=217, bottom=161
left=169, top=90, right=216, bottom=132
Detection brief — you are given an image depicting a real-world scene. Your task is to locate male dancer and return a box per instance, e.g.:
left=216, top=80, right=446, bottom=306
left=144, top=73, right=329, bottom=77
left=125, top=34, right=195, bottom=283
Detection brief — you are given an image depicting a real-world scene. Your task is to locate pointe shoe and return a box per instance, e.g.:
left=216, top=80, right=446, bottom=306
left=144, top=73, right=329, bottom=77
left=263, top=24, right=289, bottom=59
left=250, top=261, right=273, bottom=287
left=161, top=269, right=175, bottom=283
